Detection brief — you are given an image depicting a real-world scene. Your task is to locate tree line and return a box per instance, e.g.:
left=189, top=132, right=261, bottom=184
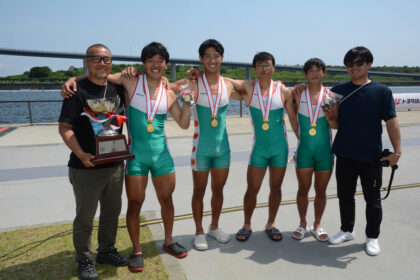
left=1, top=64, right=420, bottom=84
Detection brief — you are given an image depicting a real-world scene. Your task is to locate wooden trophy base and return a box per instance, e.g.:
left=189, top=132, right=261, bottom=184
left=93, top=134, right=134, bottom=165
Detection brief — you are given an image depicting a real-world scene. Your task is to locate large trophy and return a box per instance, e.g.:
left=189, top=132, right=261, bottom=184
left=83, top=96, right=134, bottom=165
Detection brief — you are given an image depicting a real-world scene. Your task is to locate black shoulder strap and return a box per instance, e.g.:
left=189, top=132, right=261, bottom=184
left=381, top=164, right=398, bottom=200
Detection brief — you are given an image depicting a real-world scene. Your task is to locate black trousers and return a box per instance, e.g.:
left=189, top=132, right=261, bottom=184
left=336, top=156, right=383, bottom=238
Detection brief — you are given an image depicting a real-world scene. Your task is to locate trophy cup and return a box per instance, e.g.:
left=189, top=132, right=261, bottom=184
left=321, top=92, right=342, bottom=111
left=177, top=83, right=195, bottom=106
left=83, top=97, right=134, bottom=165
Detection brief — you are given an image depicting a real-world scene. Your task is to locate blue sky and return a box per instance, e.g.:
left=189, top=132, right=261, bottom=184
left=0, top=0, right=419, bottom=76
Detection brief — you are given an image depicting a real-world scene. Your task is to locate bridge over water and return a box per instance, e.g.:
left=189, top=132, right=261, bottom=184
left=1, top=48, right=420, bottom=81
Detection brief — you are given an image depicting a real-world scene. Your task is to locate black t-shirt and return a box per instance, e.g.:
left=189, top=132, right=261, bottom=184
left=331, top=81, right=396, bottom=164
left=58, top=78, right=125, bottom=169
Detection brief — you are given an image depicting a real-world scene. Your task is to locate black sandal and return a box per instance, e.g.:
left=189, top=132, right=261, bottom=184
left=265, top=228, right=283, bottom=241
left=128, top=254, right=144, bottom=272
left=163, top=242, right=188, bottom=259
left=236, top=228, right=252, bottom=241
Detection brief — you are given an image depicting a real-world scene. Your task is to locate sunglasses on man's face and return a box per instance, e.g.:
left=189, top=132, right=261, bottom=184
left=345, top=60, right=365, bottom=68
left=86, top=56, right=112, bottom=64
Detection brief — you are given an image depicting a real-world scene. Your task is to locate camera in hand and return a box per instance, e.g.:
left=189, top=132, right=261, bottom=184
left=376, top=149, right=393, bottom=167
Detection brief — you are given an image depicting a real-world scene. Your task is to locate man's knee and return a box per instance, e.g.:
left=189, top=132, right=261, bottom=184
left=297, top=186, right=310, bottom=197
left=245, top=185, right=259, bottom=198
left=270, top=187, right=281, bottom=197
left=127, top=200, right=143, bottom=215
left=192, top=187, right=206, bottom=200
left=314, top=188, right=327, bottom=199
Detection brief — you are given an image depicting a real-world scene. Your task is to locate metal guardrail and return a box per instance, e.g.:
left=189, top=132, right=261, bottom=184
left=0, top=100, right=61, bottom=125
left=0, top=99, right=245, bottom=125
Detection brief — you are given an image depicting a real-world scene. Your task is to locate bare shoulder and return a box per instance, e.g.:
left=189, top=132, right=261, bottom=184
left=281, top=82, right=291, bottom=95
left=223, top=77, right=236, bottom=93
left=121, top=76, right=140, bottom=100
left=167, top=89, right=176, bottom=98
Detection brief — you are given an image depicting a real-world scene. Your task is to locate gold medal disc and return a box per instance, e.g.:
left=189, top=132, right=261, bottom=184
left=262, top=123, right=269, bottom=131
left=211, top=119, right=218, bottom=127
left=147, top=123, right=155, bottom=133
left=309, top=128, right=317, bottom=136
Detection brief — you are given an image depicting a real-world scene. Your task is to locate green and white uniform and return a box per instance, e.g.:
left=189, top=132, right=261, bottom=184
left=126, top=74, right=175, bottom=177
left=248, top=80, right=288, bottom=169
left=296, top=87, right=333, bottom=171
left=191, top=75, right=230, bottom=171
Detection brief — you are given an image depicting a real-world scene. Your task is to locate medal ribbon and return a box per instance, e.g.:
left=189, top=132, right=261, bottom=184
left=202, top=73, right=223, bottom=118
left=143, top=75, right=164, bottom=123
left=255, top=80, right=274, bottom=122
left=305, top=86, right=325, bottom=126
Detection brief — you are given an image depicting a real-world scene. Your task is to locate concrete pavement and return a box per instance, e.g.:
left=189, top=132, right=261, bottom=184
left=1, top=111, right=420, bottom=279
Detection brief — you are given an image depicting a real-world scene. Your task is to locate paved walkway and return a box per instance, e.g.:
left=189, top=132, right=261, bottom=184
left=1, top=111, right=420, bottom=279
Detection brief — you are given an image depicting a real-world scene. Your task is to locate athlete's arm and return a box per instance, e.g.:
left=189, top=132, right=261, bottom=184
left=170, top=68, right=201, bottom=93
left=168, top=89, right=191, bottom=129
left=61, top=75, right=87, bottom=98
left=121, top=66, right=139, bottom=79
left=58, top=122, right=95, bottom=167
left=106, top=72, right=138, bottom=103
left=291, top=83, right=307, bottom=97
left=384, top=117, right=401, bottom=166
left=61, top=72, right=125, bottom=98
left=324, top=104, right=338, bottom=129
left=282, top=85, right=299, bottom=138
left=225, top=78, right=251, bottom=102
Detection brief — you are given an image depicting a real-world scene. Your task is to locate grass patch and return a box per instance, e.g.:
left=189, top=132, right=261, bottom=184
left=0, top=218, right=169, bottom=280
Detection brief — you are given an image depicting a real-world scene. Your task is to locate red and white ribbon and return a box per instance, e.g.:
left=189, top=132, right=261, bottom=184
left=143, top=75, right=163, bottom=122
left=202, top=73, right=223, bottom=118
left=304, top=86, right=325, bottom=126
left=255, top=80, right=274, bottom=121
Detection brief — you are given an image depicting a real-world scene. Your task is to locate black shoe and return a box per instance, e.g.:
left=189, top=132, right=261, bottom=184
left=96, top=247, right=128, bottom=267
left=77, top=258, right=98, bottom=280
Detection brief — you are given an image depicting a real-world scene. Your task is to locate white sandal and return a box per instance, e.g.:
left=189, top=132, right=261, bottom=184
left=310, top=227, right=329, bottom=242
left=292, top=226, right=308, bottom=240
left=208, top=227, right=230, bottom=243
left=194, top=234, right=208, bottom=250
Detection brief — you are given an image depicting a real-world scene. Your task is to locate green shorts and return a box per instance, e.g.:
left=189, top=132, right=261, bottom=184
left=249, top=148, right=288, bottom=169
left=126, top=151, right=175, bottom=177
left=296, top=143, right=333, bottom=171
left=192, top=150, right=230, bottom=171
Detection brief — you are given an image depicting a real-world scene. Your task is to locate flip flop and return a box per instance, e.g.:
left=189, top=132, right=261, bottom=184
left=310, top=227, right=329, bottom=242
left=236, top=228, right=252, bottom=242
left=292, top=226, right=308, bottom=240
left=265, top=227, right=283, bottom=241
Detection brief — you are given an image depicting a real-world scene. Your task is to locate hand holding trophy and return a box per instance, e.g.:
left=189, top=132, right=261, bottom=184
left=177, top=82, right=195, bottom=106
left=83, top=96, right=134, bottom=164
left=321, top=92, right=342, bottom=111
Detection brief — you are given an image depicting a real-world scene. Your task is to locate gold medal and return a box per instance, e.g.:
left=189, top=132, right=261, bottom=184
left=147, top=123, right=154, bottom=133
left=211, top=118, right=218, bottom=127
left=309, top=127, right=317, bottom=136
left=262, top=122, right=269, bottom=131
